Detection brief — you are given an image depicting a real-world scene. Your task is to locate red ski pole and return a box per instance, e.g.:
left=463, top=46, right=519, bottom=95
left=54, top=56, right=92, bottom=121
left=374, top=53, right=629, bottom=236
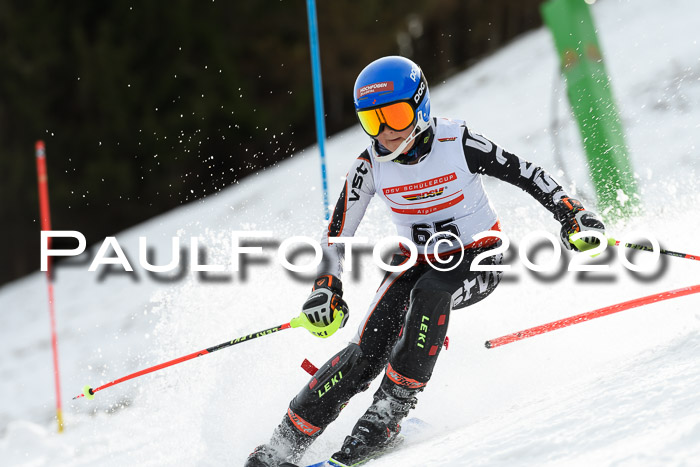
left=73, top=308, right=344, bottom=400
left=485, top=284, right=700, bottom=349
left=74, top=322, right=292, bottom=400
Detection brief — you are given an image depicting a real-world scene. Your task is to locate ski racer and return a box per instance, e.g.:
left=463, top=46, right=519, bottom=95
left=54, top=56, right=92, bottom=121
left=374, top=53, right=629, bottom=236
left=245, top=55, right=606, bottom=466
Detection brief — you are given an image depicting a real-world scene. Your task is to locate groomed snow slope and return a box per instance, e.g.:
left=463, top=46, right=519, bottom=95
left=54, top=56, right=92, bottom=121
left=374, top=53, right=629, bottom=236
left=1, top=0, right=699, bottom=465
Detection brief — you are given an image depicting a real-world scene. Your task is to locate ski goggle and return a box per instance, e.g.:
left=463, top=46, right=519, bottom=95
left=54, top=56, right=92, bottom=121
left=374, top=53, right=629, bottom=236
left=356, top=101, right=416, bottom=137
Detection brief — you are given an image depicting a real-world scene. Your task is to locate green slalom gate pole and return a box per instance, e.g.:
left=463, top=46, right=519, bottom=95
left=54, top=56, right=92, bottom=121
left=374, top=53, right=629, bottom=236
left=542, top=0, right=639, bottom=219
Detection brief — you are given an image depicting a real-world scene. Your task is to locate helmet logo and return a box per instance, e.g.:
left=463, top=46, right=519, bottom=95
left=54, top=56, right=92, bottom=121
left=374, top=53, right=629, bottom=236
left=413, top=82, right=426, bottom=104
left=357, top=81, right=394, bottom=99
left=410, top=67, right=419, bottom=82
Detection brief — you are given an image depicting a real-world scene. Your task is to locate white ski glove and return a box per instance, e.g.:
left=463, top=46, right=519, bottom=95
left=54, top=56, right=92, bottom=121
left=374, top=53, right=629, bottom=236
left=294, top=275, right=349, bottom=338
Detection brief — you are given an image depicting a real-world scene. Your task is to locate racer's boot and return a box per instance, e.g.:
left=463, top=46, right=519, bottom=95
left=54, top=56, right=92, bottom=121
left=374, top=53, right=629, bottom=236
left=244, top=414, right=316, bottom=467
left=329, top=373, right=422, bottom=466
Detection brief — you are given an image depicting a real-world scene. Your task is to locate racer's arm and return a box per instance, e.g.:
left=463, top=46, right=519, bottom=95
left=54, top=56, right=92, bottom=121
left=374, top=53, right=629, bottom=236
left=461, top=125, right=565, bottom=212
left=295, top=152, right=375, bottom=338
left=318, top=151, right=376, bottom=279
left=461, top=125, right=605, bottom=251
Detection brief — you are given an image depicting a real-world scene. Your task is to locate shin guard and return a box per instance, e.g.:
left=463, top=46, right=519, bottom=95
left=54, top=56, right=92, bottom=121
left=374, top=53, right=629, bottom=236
left=389, top=288, right=451, bottom=383
left=288, top=343, right=377, bottom=438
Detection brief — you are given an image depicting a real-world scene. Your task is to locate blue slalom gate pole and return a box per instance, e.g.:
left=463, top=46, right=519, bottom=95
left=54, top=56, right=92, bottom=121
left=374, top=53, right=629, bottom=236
left=305, top=0, right=330, bottom=220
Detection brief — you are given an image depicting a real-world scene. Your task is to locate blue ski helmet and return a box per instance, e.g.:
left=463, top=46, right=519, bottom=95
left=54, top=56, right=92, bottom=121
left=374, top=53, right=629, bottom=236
left=353, top=56, right=432, bottom=162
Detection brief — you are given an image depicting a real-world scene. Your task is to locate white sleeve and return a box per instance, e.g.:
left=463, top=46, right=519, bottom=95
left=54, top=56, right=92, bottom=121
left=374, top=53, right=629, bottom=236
left=318, top=151, right=375, bottom=279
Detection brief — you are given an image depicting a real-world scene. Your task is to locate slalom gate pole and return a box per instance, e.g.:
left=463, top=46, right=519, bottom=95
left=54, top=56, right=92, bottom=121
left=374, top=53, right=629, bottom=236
left=305, top=0, right=330, bottom=221
left=609, top=237, right=700, bottom=262
left=36, top=141, right=64, bottom=432
left=74, top=322, right=294, bottom=400
left=485, top=284, right=700, bottom=349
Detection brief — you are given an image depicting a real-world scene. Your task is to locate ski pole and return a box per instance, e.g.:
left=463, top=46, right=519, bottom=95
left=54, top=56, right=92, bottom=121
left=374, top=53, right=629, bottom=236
left=74, top=321, right=294, bottom=400
left=608, top=237, right=699, bottom=262
left=73, top=308, right=346, bottom=400
left=485, top=283, right=700, bottom=349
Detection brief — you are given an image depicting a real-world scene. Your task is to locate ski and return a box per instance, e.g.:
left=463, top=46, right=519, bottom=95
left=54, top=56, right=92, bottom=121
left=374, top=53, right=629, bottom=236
left=301, top=438, right=403, bottom=467
left=302, top=418, right=429, bottom=467
left=330, top=437, right=405, bottom=466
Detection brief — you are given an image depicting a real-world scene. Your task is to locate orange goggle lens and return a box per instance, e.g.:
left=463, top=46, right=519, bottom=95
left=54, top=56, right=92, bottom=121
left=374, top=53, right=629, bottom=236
left=357, top=102, right=415, bottom=137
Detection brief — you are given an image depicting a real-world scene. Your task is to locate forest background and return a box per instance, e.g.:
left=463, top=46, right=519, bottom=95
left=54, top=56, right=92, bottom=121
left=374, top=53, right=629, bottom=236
left=0, top=0, right=546, bottom=285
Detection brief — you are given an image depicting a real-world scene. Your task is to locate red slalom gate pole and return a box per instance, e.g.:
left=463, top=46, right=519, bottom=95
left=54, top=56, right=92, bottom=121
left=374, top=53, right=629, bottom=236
left=73, top=322, right=293, bottom=400
left=36, top=141, right=65, bottom=432
left=485, top=284, right=700, bottom=349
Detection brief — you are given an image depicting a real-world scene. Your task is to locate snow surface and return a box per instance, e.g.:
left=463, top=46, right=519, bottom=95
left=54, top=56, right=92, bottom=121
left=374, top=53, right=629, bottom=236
left=2, top=0, right=700, bottom=465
